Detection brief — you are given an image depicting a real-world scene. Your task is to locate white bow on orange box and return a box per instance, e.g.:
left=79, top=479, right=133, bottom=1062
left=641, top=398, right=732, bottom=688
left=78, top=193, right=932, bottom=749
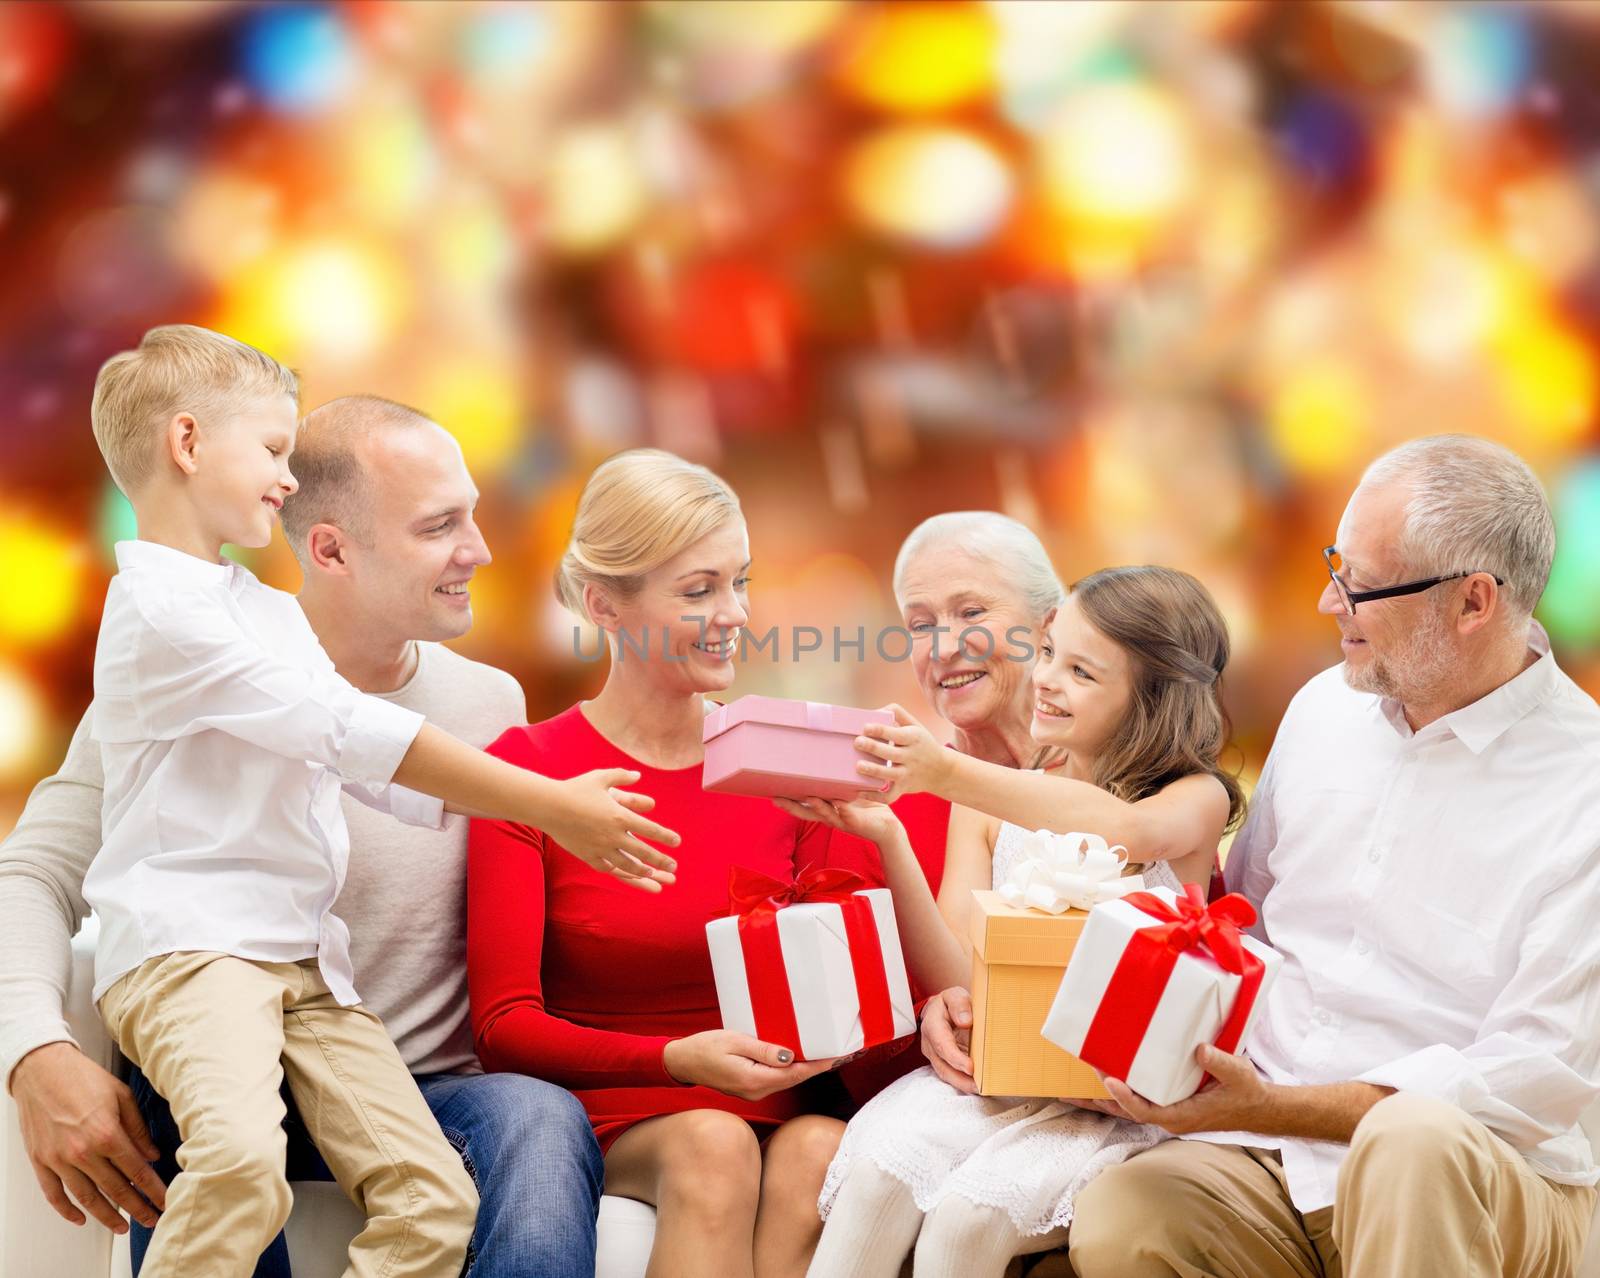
left=996, top=830, right=1145, bottom=915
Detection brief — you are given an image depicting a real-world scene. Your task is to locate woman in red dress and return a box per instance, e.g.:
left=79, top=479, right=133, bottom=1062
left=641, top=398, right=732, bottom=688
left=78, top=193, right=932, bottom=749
left=468, top=449, right=846, bottom=1278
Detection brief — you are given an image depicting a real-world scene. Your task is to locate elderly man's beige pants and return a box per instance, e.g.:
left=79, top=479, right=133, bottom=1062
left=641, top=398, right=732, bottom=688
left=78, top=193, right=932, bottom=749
left=1067, top=1093, right=1595, bottom=1278
left=99, top=951, right=478, bottom=1278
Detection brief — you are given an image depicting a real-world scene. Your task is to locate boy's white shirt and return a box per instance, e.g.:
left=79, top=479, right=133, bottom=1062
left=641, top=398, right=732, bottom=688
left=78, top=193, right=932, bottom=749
left=0, top=641, right=525, bottom=1085
left=84, top=539, right=442, bottom=1006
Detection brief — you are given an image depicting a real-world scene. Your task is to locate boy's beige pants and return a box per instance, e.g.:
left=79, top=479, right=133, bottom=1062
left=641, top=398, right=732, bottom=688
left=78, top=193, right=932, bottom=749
left=1066, top=1092, right=1595, bottom=1278
left=99, top=951, right=479, bottom=1278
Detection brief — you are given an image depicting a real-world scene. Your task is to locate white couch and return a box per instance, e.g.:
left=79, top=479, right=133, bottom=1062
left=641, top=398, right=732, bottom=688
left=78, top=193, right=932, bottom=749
left=6, top=922, right=1600, bottom=1278
left=1, top=920, right=657, bottom=1278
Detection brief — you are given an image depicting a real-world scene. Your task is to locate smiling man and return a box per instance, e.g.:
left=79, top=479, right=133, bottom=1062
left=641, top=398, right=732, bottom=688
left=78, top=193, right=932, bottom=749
left=1062, top=434, right=1600, bottom=1277
left=0, top=395, right=605, bottom=1278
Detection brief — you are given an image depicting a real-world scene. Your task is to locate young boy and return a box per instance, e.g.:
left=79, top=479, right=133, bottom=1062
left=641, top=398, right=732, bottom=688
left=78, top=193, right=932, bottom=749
left=84, top=325, right=681, bottom=1278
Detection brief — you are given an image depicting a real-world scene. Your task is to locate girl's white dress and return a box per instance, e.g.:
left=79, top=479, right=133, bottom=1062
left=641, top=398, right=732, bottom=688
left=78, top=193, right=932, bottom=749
left=818, top=821, right=1180, bottom=1237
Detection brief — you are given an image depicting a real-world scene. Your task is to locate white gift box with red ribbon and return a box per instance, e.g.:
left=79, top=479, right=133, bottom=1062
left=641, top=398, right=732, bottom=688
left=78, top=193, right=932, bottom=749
left=706, top=867, right=917, bottom=1062
left=1041, top=884, right=1283, bottom=1106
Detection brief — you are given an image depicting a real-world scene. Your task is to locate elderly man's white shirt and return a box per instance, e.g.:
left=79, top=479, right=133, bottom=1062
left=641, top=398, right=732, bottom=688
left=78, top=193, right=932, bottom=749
left=1214, top=625, right=1600, bottom=1211
left=85, top=540, right=441, bottom=1006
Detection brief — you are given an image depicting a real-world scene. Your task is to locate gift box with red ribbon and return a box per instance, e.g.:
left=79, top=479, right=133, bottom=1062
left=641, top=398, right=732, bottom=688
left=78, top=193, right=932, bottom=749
left=706, top=866, right=917, bottom=1061
left=1041, top=884, right=1283, bottom=1106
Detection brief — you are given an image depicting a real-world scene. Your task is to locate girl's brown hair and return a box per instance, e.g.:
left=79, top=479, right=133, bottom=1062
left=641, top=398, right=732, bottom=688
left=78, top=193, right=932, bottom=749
left=1039, top=565, right=1246, bottom=832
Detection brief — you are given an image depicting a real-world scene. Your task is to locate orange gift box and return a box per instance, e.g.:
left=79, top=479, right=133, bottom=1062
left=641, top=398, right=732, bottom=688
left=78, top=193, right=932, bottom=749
left=967, top=890, right=1107, bottom=1099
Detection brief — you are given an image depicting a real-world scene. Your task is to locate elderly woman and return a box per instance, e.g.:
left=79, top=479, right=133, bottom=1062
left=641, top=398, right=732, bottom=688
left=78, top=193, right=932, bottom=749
left=826, top=513, right=1063, bottom=1105
left=828, top=511, right=1064, bottom=896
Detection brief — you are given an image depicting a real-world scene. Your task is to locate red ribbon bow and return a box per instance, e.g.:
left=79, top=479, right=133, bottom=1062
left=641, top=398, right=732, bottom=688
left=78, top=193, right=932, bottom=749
left=728, top=865, right=871, bottom=917
left=1120, top=883, right=1257, bottom=972
left=1076, top=884, right=1266, bottom=1087
left=724, top=865, right=896, bottom=1059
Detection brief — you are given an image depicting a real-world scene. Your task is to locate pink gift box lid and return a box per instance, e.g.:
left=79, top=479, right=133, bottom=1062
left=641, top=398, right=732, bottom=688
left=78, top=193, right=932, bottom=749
left=702, top=695, right=894, bottom=744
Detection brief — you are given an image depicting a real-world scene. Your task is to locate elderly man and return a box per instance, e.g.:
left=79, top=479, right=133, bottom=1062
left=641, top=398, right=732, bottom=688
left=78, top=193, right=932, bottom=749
left=1053, top=434, right=1600, bottom=1275
left=0, top=396, right=603, bottom=1278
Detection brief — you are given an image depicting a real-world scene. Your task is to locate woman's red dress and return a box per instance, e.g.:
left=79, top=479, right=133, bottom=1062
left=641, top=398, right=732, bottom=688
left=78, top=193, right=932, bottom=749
left=467, top=704, right=834, bottom=1153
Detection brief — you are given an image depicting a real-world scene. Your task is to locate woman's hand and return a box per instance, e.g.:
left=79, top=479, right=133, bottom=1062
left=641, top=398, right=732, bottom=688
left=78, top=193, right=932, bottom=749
left=772, top=795, right=905, bottom=846
left=662, top=1031, right=839, bottom=1100
left=854, top=704, right=953, bottom=800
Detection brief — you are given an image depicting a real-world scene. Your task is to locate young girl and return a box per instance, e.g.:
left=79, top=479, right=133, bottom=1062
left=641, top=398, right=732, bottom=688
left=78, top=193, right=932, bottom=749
left=781, top=565, right=1246, bottom=1278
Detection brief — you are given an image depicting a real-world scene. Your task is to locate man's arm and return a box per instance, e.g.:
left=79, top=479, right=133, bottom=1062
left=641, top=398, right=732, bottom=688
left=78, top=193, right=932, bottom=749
left=0, top=710, right=165, bottom=1233
left=1099, top=1045, right=1394, bottom=1140
left=0, top=712, right=100, bottom=1085
left=1106, top=843, right=1600, bottom=1150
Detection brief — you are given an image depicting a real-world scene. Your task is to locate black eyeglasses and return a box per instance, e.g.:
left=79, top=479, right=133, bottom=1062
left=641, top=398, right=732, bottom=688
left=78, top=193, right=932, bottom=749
left=1322, top=546, right=1504, bottom=614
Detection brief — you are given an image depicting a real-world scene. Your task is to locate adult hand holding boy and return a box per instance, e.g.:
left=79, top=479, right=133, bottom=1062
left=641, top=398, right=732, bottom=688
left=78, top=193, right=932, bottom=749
left=10, top=1041, right=165, bottom=1233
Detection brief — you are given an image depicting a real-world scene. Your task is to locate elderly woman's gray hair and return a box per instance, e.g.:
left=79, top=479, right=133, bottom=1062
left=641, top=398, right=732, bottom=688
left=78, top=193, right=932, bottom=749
left=892, top=511, right=1065, bottom=620
left=1360, top=435, right=1555, bottom=621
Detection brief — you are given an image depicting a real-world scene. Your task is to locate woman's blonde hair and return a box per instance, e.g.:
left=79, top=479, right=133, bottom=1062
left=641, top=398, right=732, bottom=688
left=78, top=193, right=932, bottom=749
left=1040, top=565, right=1245, bottom=832
left=555, top=448, right=742, bottom=622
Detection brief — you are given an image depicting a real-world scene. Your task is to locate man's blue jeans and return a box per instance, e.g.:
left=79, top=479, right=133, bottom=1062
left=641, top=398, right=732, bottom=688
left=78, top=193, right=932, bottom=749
left=128, top=1066, right=604, bottom=1278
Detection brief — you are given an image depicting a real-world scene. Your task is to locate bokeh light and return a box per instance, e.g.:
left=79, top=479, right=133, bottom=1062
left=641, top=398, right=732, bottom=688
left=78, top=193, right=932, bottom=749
left=239, top=4, right=358, bottom=115
left=1039, top=81, right=1192, bottom=225
left=0, top=3, right=72, bottom=127
left=543, top=124, right=648, bottom=255
left=1491, top=310, right=1596, bottom=450
left=990, top=0, right=1130, bottom=129
left=170, top=172, right=283, bottom=283
left=663, top=258, right=802, bottom=376
left=427, top=187, right=516, bottom=301
left=335, top=96, right=438, bottom=227
left=98, top=486, right=139, bottom=562
left=844, top=126, right=1014, bottom=250
left=1267, top=361, right=1373, bottom=479
left=1030, top=80, right=1194, bottom=277
left=1422, top=6, right=1533, bottom=120
left=458, top=5, right=553, bottom=86
left=411, top=354, right=525, bottom=473
left=0, top=518, right=86, bottom=648
left=1542, top=461, right=1600, bottom=648
left=4, top=0, right=1600, bottom=831
left=0, top=664, right=48, bottom=786
left=216, top=238, right=411, bottom=367
left=836, top=3, right=996, bottom=115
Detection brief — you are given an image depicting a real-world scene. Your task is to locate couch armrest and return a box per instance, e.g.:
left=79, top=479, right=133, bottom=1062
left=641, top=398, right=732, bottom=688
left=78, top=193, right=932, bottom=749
left=67, top=916, right=125, bottom=1078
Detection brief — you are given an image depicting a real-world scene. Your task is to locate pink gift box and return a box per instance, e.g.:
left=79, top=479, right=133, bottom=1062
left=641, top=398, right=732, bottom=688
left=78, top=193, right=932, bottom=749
left=702, top=696, right=894, bottom=801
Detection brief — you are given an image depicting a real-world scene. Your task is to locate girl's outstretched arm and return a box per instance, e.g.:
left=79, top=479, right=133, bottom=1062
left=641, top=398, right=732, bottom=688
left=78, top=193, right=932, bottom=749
left=854, top=707, right=1227, bottom=880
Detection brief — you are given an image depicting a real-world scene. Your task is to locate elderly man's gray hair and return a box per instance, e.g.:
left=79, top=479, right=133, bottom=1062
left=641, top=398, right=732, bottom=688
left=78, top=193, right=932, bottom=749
left=1360, top=435, right=1555, bottom=621
left=893, top=511, right=1065, bottom=621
